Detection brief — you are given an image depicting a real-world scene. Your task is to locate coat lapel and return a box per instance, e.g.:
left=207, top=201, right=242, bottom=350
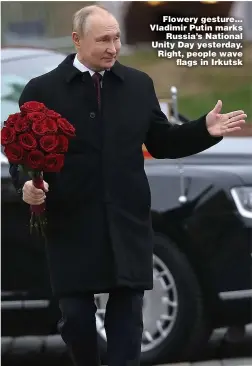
left=56, top=55, right=126, bottom=150
left=57, top=54, right=103, bottom=150
left=101, top=62, right=126, bottom=145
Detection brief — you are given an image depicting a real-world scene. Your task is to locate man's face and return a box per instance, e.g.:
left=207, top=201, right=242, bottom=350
left=72, top=13, right=121, bottom=71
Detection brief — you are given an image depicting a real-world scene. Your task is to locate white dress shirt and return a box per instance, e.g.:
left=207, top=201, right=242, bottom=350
left=73, top=54, right=105, bottom=78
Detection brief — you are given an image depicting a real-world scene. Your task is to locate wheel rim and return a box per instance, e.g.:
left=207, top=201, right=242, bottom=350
left=95, top=254, right=178, bottom=352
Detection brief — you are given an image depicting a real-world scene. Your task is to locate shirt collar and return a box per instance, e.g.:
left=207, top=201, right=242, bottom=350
left=73, top=54, right=105, bottom=77
left=59, top=53, right=124, bottom=83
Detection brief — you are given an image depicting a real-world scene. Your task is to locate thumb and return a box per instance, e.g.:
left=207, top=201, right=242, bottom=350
left=213, top=99, right=222, bottom=114
left=43, top=181, right=49, bottom=192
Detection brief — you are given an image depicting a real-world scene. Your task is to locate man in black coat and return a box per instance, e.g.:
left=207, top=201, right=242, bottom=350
left=9, top=5, right=246, bottom=366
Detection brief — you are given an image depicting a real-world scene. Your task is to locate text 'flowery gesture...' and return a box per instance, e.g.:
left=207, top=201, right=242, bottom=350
left=206, top=100, right=247, bottom=137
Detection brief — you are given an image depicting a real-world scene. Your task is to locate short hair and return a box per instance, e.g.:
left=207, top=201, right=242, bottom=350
left=72, top=5, right=111, bottom=36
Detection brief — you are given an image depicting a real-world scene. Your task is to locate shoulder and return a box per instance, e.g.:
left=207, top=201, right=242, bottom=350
left=19, top=67, right=64, bottom=103
left=121, top=64, right=157, bottom=101
left=25, top=67, right=60, bottom=90
left=19, top=68, right=60, bottom=106
left=120, top=63, right=153, bottom=83
left=23, top=53, right=79, bottom=90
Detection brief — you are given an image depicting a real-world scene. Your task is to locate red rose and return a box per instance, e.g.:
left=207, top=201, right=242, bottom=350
left=4, top=143, right=24, bottom=163
left=14, top=116, right=30, bottom=133
left=57, top=118, right=75, bottom=137
left=46, top=118, right=58, bottom=134
left=20, top=101, right=46, bottom=114
left=5, top=113, right=20, bottom=128
left=18, top=133, right=37, bottom=150
left=57, top=134, right=69, bottom=152
left=46, top=109, right=61, bottom=119
left=1, top=126, right=16, bottom=145
left=32, top=121, right=48, bottom=136
left=27, top=111, right=46, bottom=124
left=40, top=135, right=58, bottom=152
left=26, top=150, right=45, bottom=170
left=44, top=154, right=64, bottom=172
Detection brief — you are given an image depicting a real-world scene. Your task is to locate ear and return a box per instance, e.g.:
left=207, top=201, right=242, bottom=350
left=72, top=32, right=81, bottom=48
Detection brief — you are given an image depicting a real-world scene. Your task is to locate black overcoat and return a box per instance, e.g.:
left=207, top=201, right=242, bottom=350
left=10, top=53, right=221, bottom=297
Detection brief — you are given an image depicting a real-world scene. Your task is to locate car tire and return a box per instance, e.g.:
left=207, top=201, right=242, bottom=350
left=96, top=233, right=212, bottom=364
left=141, top=233, right=211, bottom=364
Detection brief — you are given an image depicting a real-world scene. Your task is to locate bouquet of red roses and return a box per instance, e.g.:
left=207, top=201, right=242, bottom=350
left=1, top=101, right=76, bottom=239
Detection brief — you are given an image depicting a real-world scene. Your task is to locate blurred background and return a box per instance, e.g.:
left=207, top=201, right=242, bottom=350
left=1, top=0, right=252, bottom=129
left=1, top=1, right=252, bottom=366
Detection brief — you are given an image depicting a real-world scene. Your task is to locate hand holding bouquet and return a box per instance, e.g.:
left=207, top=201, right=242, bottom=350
left=1, top=101, right=76, bottom=239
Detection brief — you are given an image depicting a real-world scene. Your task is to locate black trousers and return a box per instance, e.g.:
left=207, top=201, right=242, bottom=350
left=58, top=288, right=144, bottom=366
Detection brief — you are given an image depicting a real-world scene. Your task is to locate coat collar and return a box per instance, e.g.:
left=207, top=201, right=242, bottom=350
left=58, top=53, right=125, bottom=83
left=110, top=60, right=125, bottom=81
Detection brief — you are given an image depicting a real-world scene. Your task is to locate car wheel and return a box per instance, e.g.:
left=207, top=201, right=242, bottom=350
left=95, top=234, right=211, bottom=364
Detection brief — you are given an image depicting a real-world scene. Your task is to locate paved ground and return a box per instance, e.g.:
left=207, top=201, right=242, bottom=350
left=156, top=324, right=252, bottom=366
left=2, top=325, right=252, bottom=366
left=158, top=359, right=252, bottom=366
left=157, top=326, right=252, bottom=366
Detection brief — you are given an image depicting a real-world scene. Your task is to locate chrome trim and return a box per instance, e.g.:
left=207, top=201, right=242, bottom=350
left=219, top=289, right=252, bottom=300
left=1, top=300, right=49, bottom=310
left=231, top=187, right=252, bottom=219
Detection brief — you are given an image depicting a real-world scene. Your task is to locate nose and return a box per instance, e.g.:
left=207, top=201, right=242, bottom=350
left=107, top=42, right=117, bottom=55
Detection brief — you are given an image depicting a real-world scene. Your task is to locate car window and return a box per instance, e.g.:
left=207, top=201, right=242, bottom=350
left=1, top=74, right=28, bottom=123
left=1, top=54, right=65, bottom=125
left=1, top=54, right=65, bottom=79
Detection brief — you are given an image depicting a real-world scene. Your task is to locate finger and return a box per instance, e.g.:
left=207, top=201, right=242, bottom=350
left=23, top=195, right=46, bottom=205
left=23, top=192, right=46, bottom=202
left=43, top=182, right=49, bottom=192
left=23, top=196, right=45, bottom=205
left=23, top=192, right=45, bottom=201
left=224, top=127, right=242, bottom=134
left=24, top=198, right=45, bottom=205
left=226, top=120, right=246, bottom=129
left=31, top=186, right=45, bottom=194
left=27, top=182, right=45, bottom=194
left=226, top=110, right=245, bottom=119
left=24, top=186, right=45, bottom=197
left=213, top=100, right=222, bottom=114
left=225, top=114, right=247, bottom=124
left=23, top=190, right=46, bottom=201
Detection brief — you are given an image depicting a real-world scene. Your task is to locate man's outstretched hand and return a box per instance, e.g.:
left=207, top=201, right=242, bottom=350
left=206, top=100, right=247, bottom=137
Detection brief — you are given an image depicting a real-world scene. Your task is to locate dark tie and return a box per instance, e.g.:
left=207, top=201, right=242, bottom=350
left=92, top=72, right=102, bottom=109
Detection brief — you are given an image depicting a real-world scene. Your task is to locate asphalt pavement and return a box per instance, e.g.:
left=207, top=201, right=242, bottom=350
left=158, top=324, right=252, bottom=366
left=158, top=359, right=252, bottom=366
left=2, top=325, right=252, bottom=366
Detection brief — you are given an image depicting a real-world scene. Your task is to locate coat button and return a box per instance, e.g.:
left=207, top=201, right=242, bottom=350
left=90, top=112, right=96, bottom=118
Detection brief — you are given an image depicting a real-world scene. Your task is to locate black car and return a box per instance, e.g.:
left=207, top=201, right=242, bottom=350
left=1, top=47, right=252, bottom=365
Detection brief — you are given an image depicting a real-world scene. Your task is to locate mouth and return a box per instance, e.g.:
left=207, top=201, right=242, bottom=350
left=103, top=57, right=116, bottom=61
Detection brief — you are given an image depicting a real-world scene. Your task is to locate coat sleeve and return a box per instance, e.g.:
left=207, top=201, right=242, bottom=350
left=9, top=79, right=40, bottom=196
left=144, top=78, right=222, bottom=159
